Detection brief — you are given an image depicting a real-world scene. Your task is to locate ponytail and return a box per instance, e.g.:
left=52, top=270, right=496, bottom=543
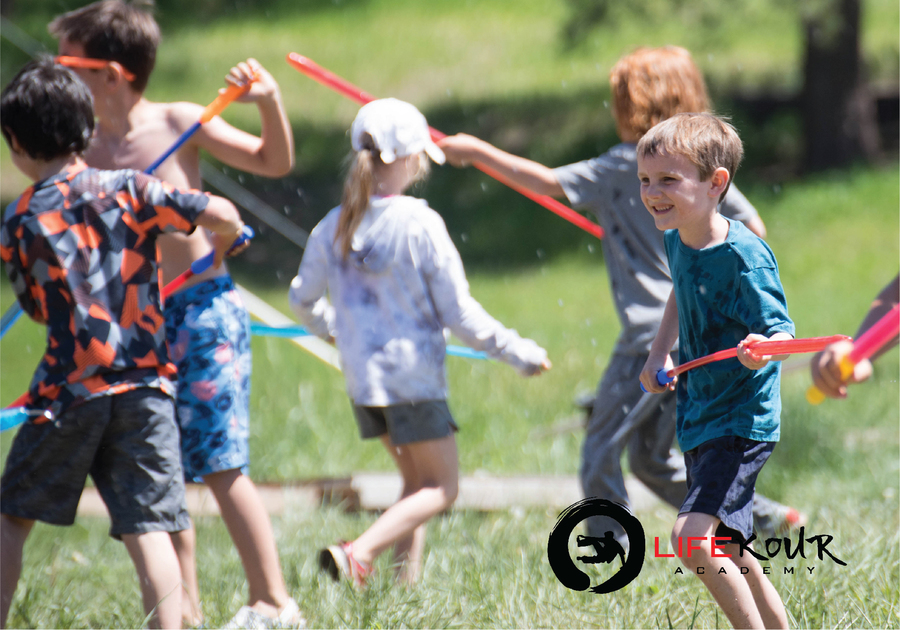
left=334, top=133, right=432, bottom=259
left=335, top=134, right=377, bottom=260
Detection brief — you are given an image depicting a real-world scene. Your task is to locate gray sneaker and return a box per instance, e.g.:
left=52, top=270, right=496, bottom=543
left=223, top=598, right=306, bottom=629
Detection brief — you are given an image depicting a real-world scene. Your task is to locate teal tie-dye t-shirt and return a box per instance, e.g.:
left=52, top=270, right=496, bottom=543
left=664, top=218, right=795, bottom=452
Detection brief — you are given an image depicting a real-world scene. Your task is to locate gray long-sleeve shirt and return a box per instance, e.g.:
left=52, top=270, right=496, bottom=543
left=289, top=195, right=547, bottom=406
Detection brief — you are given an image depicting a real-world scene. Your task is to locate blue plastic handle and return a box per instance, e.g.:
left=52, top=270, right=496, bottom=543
left=145, top=121, right=202, bottom=175
left=0, top=407, right=52, bottom=432
left=640, top=369, right=675, bottom=393
left=248, top=322, right=488, bottom=360
left=189, top=225, right=255, bottom=274
left=0, top=407, right=28, bottom=432
left=0, top=303, right=24, bottom=340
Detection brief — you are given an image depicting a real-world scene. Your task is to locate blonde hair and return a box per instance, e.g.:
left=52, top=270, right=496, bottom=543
left=610, top=46, right=709, bottom=142
left=335, top=133, right=430, bottom=260
left=636, top=113, right=743, bottom=203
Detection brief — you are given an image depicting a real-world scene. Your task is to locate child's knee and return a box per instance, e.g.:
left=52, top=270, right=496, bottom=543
left=671, top=515, right=717, bottom=567
left=441, top=480, right=459, bottom=507
left=0, top=514, right=34, bottom=542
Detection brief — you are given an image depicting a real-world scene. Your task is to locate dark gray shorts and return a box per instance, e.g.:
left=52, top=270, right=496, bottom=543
left=680, top=436, right=775, bottom=543
left=1, top=388, right=191, bottom=539
left=352, top=400, right=458, bottom=445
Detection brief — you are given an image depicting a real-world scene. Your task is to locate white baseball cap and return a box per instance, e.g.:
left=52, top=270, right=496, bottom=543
left=350, top=98, right=446, bottom=165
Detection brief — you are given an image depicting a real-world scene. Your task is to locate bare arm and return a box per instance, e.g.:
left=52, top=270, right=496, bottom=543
left=854, top=273, right=900, bottom=360
left=193, top=195, right=244, bottom=267
left=437, top=133, right=565, bottom=198
left=809, top=273, right=900, bottom=398
left=192, top=58, right=294, bottom=178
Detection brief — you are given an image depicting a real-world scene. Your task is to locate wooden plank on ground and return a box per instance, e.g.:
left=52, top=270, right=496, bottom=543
left=236, top=283, right=342, bottom=371
left=76, top=474, right=659, bottom=517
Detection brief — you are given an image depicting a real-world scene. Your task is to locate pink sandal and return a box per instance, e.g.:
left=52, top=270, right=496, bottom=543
left=318, top=541, right=373, bottom=588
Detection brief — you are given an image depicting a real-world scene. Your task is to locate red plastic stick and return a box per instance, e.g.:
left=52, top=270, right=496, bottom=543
left=286, top=53, right=605, bottom=240
left=642, top=334, right=852, bottom=392
left=846, top=303, right=900, bottom=364
left=668, top=334, right=852, bottom=379
left=162, top=226, right=254, bottom=299
left=7, top=392, right=28, bottom=409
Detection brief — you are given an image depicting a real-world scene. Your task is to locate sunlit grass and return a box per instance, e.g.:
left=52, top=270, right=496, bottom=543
left=0, top=0, right=897, bottom=623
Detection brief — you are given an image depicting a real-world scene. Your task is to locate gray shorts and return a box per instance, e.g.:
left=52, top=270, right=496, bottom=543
left=680, top=436, right=775, bottom=543
left=1, top=388, right=191, bottom=539
left=352, top=400, right=458, bottom=445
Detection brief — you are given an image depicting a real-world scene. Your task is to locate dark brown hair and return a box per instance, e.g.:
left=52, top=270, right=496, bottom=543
left=49, top=0, right=160, bottom=93
left=1, top=57, right=95, bottom=161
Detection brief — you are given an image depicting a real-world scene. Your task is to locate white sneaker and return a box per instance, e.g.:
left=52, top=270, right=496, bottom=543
left=223, top=598, right=306, bottom=629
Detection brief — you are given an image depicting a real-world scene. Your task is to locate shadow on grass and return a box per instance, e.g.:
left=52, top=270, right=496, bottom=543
left=223, top=86, right=809, bottom=284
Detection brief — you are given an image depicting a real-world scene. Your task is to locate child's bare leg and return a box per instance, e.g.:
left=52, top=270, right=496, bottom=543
left=122, top=530, right=183, bottom=630
left=393, top=525, right=426, bottom=584
left=170, top=525, right=203, bottom=625
left=1, top=514, right=34, bottom=629
left=730, top=546, right=788, bottom=628
left=381, top=436, right=427, bottom=583
left=672, top=513, right=767, bottom=629
left=204, top=468, right=290, bottom=618
left=351, top=435, right=458, bottom=567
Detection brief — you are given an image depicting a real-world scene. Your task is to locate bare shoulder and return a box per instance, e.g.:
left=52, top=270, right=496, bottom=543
left=138, top=100, right=205, bottom=134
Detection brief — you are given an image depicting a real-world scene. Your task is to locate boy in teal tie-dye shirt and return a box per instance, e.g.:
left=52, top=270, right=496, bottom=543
left=638, top=113, right=793, bottom=629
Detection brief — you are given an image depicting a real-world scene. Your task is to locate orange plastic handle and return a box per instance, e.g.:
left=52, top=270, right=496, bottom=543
left=200, top=74, right=258, bottom=123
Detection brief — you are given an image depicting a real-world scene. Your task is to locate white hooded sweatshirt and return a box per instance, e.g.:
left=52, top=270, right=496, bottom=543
left=289, top=195, right=547, bottom=406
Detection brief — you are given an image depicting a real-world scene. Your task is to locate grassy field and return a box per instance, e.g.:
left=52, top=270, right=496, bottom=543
left=0, top=0, right=898, bottom=627
left=0, top=164, right=897, bottom=628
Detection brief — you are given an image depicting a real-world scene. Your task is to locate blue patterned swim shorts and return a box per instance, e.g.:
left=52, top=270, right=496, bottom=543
left=165, top=276, right=251, bottom=482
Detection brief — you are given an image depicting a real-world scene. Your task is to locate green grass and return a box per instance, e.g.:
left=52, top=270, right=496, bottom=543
left=0, top=1, right=898, bottom=625
left=0, top=164, right=897, bottom=628
left=5, top=471, right=898, bottom=628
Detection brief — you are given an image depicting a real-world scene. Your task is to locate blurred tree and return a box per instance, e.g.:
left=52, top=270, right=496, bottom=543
left=800, top=0, right=879, bottom=170
left=563, top=0, right=881, bottom=172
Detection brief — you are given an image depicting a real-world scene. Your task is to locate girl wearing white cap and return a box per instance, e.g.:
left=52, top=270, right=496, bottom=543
left=289, top=98, right=551, bottom=587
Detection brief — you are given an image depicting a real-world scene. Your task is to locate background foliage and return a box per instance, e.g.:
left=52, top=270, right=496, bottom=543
left=0, top=1, right=897, bottom=627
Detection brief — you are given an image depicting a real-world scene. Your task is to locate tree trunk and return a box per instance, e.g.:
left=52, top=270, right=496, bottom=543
left=801, top=0, right=879, bottom=171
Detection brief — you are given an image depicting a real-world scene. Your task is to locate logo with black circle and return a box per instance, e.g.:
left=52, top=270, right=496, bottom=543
left=547, top=498, right=645, bottom=594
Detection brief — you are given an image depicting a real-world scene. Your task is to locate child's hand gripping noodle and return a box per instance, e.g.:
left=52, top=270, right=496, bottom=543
left=162, top=224, right=254, bottom=298
left=807, top=303, right=900, bottom=404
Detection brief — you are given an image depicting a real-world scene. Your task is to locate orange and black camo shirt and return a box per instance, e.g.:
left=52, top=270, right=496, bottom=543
left=0, top=160, right=209, bottom=420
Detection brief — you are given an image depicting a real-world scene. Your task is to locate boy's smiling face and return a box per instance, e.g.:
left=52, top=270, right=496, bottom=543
left=637, top=151, right=727, bottom=239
